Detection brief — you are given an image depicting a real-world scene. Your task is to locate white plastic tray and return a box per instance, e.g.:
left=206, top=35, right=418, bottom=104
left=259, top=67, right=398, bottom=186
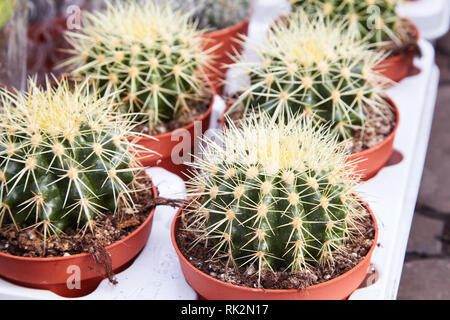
left=397, top=0, right=450, bottom=41
left=0, top=0, right=440, bottom=300
left=350, top=41, right=440, bottom=299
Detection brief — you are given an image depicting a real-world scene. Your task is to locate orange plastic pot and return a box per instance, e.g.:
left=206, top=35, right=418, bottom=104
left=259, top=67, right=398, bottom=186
left=171, top=201, right=378, bottom=300
left=219, top=98, right=399, bottom=181
left=0, top=183, right=158, bottom=298
left=374, top=22, right=420, bottom=83
left=202, top=19, right=250, bottom=93
left=134, top=88, right=216, bottom=178
left=349, top=98, right=400, bottom=181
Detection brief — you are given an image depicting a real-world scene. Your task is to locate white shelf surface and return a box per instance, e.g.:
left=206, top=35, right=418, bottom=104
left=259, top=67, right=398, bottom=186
left=398, top=0, right=450, bottom=41
left=350, top=41, right=440, bottom=299
left=0, top=0, right=441, bottom=300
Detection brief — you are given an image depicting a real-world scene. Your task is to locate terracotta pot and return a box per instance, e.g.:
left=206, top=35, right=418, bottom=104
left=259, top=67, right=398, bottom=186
left=171, top=200, right=378, bottom=300
left=134, top=89, right=216, bottom=178
left=0, top=183, right=158, bottom=298
left=202, top=19, right=249, bottom=94
left=374, top=21, right=420, bottom=83
left=349, top=98, right=400, bottom=181
left=219, top=98, right=399, bottom=181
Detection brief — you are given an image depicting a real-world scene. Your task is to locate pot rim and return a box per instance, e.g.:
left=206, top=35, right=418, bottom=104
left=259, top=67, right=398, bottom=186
left=0, top=182, right=158, bottom=262
left=381, top=18, right=420, bottom=63
left=202, top=18, right=250, bottom=39
left=349, top=96, right=399, bottom=159
left=48, top=77, right=217, bottom=143
left=171, top=198, right=379, bottom=294
left=220, top=96, right=399, bottom=161
left=137, top=83, right=217, bottom=142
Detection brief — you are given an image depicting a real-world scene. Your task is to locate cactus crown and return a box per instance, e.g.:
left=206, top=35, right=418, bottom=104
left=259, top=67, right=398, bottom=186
left=186, top=114, right=366, bottom=281
left=228, top=11, right=389, bottom=140
left=173, top=0, right=250, bottom=30
left=290, top=0, right=402, bottom=45
left=61, top=1, right=212, bottom=132
left=0, top=77, right=151, bottom=237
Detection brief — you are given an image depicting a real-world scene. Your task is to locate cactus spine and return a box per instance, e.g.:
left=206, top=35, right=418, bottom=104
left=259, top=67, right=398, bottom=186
left=186, top=114, right=366, bottom=281
left=173, top=0, right=251, bottom=30
left=61, top=1, right=212, bottom=132
left=0, top=77, right=151, bottom=237
left=228, top=11, right=390, bottom=140
left=290, top=0, right=401, bottom=45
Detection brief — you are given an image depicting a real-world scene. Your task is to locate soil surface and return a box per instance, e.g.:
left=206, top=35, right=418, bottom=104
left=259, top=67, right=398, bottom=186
left=379, top=18, right=420, bottom=58
left=176, top=202, right=375, bottom=290
left=0, top=171, right=155, bottom=258
left=135, top=91, right=212, bottom=136
left=346, top=100, right=396, bottom=154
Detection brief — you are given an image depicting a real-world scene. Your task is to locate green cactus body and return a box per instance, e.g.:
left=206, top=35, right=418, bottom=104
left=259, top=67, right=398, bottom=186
left=61, top=1, right=212, bottom=132
left=290, top=0, right=400, bottom=45
left=200, top=167, right=349, bottom=270
left=173, top=0, right=250, bottom=30
left=0, top=78, right=148, bottom=235
left=228, top=11, right=389, bottom=140
left=187, top=114, right=364, bottom=276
